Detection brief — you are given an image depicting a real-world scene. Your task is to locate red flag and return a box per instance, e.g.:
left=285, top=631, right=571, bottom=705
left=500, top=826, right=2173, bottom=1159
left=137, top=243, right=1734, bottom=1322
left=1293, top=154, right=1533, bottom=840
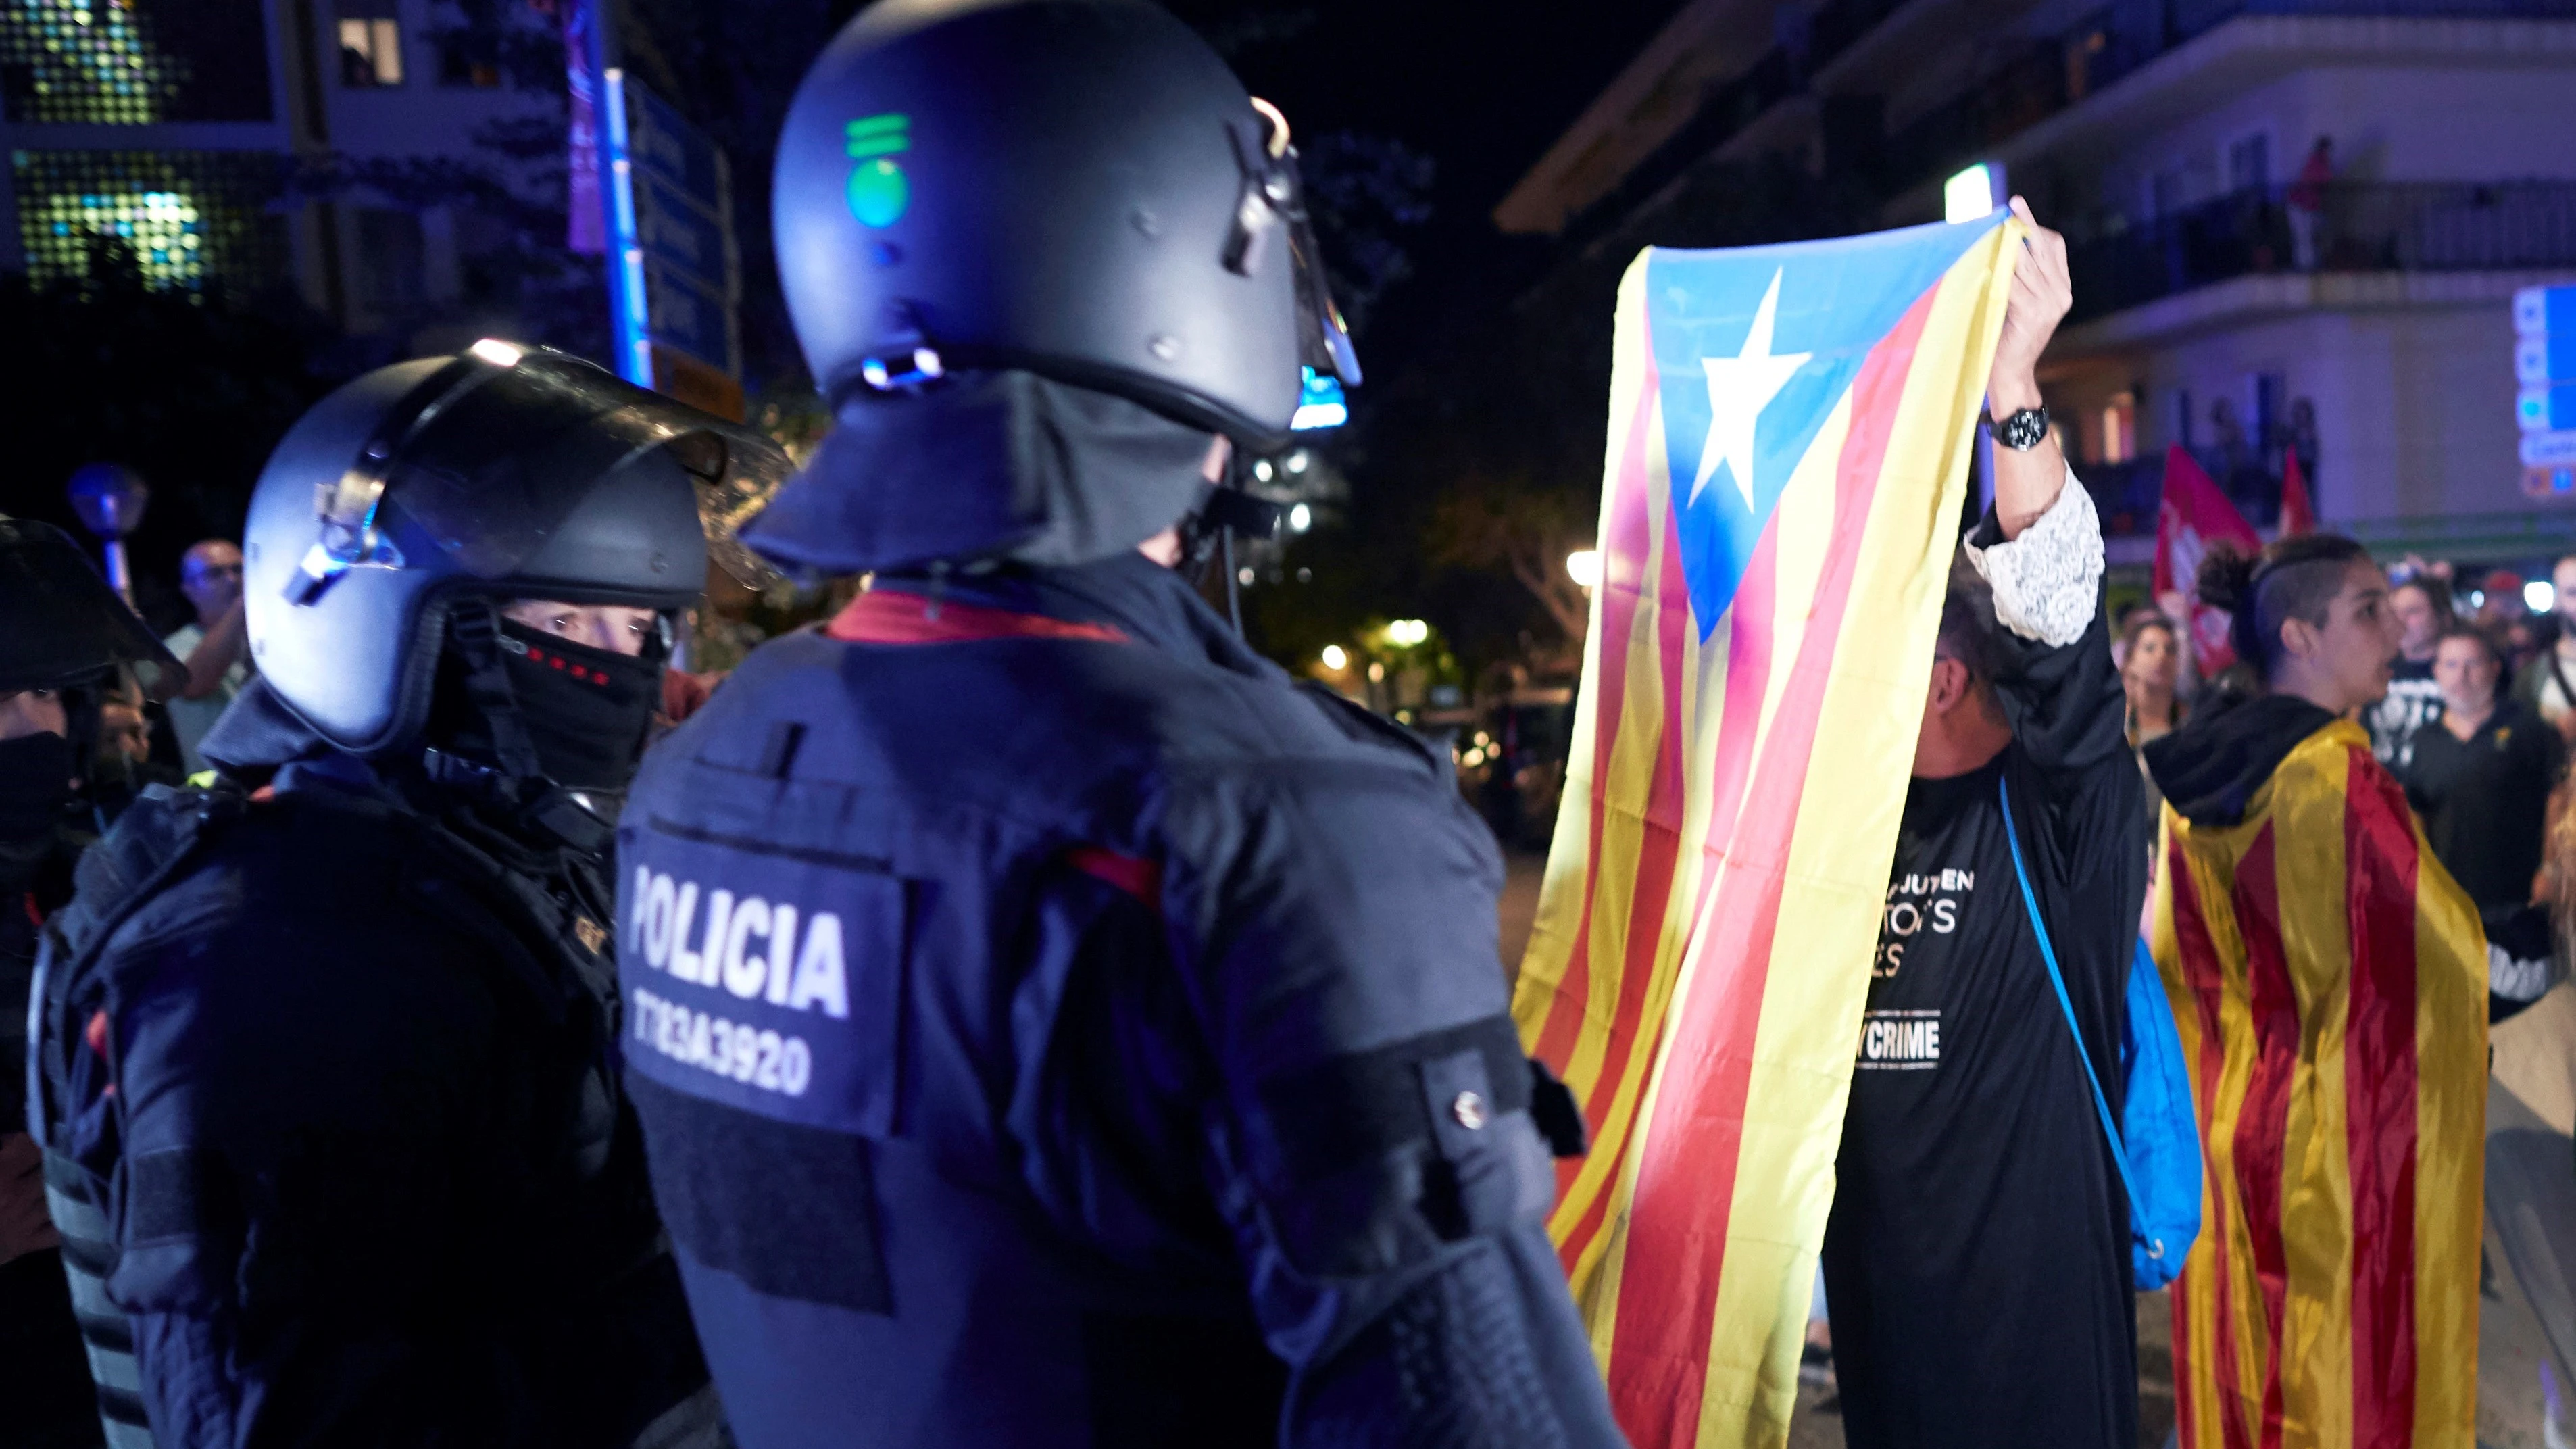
left=2278, top=449, right=2315, bottom=537
left=2154, top=445, right=2262, bottom=674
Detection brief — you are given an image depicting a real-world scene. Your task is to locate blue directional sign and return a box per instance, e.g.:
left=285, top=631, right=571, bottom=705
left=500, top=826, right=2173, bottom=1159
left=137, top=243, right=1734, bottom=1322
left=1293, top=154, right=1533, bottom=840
left=602, top=68, right=740, bottom=387
left=2517, top=285, right=2576, bottom=497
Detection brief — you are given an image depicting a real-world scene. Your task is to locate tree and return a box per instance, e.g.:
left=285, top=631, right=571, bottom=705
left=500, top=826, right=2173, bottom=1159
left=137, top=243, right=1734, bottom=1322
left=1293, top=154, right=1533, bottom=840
left=1426, top=474, right=1593, bottom=660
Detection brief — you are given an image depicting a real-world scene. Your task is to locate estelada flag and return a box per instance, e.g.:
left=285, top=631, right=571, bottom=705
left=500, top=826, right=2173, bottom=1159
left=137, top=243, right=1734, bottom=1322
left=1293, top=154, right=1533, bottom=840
left=2151, top=719, right=2485, bottom=1449
left=2279, top=449, right=2316, bottom=537
left=1512, top=214, right=2022, bottom=1447
left=2154, top=445, right=2262, bottom=674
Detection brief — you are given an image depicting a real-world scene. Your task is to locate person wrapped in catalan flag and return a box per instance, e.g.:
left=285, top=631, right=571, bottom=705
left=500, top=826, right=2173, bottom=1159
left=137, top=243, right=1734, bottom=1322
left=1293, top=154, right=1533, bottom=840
left=2142, top=535, right=2487, bottom=1449
left=1822, top=202, right=2149, bottom=1449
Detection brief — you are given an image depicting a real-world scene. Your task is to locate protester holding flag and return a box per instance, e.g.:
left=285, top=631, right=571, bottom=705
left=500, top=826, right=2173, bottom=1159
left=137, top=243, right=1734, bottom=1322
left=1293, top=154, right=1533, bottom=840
left=1823, top=203, right=2148, bottom=1449
left=2143, top=534, right=2486, bottom=1449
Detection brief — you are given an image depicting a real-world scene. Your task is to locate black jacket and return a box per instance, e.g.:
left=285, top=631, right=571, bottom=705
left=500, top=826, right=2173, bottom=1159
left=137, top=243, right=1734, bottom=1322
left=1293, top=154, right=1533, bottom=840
left=616, top=550, right=1620, bottom=1448
left=28, top=685, right=718, bottom=1448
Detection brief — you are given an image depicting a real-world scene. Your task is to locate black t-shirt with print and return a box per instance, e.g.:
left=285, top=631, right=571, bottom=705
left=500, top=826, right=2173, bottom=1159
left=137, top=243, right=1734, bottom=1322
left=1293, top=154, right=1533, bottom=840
left=1821, top=510, right=2146, bottom=1449
left=2368, top=656, right=2442, bottom=775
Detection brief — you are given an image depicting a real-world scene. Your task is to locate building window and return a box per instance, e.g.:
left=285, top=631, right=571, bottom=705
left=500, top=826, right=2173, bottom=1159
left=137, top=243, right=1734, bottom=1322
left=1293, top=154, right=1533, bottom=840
left=339, top=16, right=404, bottom=87
left=2100, top=392, right=2136, bottom=465
left=0, top=0, right=272, bottom=124
left=437, top=30, right=502, bottom=88
left=12, top=149, right=290, bottom=295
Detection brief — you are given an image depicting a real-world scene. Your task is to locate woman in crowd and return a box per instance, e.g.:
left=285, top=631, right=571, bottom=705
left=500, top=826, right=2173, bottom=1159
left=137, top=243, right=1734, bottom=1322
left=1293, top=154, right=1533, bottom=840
left=2121, top=611, right=2187, bottom=825
left=2141, top=534, right=2487, bottom=1449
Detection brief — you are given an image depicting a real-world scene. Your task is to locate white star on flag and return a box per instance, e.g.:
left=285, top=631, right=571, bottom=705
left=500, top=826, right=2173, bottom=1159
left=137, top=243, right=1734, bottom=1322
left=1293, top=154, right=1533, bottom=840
left=1689, top=268, right=1812, bottom=510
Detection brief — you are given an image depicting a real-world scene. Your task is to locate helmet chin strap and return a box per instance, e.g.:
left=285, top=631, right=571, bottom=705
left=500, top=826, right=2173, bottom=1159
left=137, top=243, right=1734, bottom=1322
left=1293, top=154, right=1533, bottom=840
left=1179, top=456, right=1285, bottom=635
left=446, top=600, right=547, bottom=781
left=429, top=599, right=615, bottom=853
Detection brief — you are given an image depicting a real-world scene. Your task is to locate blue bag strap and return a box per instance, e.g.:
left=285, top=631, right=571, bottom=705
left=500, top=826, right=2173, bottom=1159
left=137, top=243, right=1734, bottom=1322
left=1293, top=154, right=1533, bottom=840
left=1996, top=773, right=2148, bottom=1239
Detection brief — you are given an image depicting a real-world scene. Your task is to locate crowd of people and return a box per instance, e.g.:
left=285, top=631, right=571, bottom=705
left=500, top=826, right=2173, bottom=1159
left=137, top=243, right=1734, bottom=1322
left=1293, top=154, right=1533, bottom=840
left=0, top=5, right=2557, bottom=1448
left=2119, top=553, right=2576, bottom=990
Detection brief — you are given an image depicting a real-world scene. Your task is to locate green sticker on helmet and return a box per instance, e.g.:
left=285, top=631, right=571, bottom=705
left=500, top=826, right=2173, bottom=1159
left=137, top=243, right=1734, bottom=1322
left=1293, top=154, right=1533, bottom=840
left=845, top=115, right=910, bottom=228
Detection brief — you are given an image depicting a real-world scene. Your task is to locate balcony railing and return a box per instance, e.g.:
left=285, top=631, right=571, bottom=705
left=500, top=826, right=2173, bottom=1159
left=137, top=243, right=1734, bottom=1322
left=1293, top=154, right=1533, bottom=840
left=1560, top=0, right=2576, bottom=248
left=2081, top=451, right=2304, bottom=537
left=2066, top=181, right=2576, bottom=323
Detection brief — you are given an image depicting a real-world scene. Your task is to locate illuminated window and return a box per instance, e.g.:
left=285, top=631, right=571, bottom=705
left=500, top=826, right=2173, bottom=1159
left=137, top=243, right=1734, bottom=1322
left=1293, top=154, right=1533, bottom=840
left=2100, top=391, right=2137, bottom=465
left=338, top=17, right=403, bottom=86
left=12, top=151, right=289, bottom=296
left=0, top=0, right=271, bottom=124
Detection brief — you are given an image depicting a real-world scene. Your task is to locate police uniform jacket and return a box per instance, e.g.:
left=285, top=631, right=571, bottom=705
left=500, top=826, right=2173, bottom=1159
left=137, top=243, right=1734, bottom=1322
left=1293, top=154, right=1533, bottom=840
left=28, top=684, right=720, bottom=1448
left=616, top=549, right=1621, bottom=1448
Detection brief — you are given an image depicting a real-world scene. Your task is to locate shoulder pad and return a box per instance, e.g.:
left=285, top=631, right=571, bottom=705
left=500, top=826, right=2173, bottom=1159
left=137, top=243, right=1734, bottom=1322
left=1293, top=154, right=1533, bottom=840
left=51, top=785, right=246, bottom=962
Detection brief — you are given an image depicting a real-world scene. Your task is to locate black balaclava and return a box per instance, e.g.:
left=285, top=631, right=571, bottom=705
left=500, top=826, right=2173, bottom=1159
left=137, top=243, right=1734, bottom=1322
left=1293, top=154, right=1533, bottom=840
left=0, top=730, right=74, bottom=876
left=495, top=619, right=664, bottom=793
left=425, top=615, right=666, bottom=798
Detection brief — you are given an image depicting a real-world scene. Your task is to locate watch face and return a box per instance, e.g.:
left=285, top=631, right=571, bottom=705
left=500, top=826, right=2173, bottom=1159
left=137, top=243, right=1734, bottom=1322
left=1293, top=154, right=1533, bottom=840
left=1997, top=407, right=2050, bottom=451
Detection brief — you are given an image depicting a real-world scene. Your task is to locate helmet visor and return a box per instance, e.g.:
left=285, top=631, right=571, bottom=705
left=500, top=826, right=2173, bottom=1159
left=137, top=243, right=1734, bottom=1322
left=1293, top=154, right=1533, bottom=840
left=0, top=518, right=184, bottom=699
left=301, top=349, right=791, bottom=594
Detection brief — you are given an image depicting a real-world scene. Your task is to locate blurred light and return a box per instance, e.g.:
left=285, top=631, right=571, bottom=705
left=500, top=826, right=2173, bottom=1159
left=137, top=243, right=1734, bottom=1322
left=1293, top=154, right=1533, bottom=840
left=1237, top=566, right=1255, bottom=586
left=469, top=338, right=525, bottom=367
left=1286, top=450, right=1310, bottom=474
left=2467, top=589, right=2487, bottom=610
left=1944, top=163, right=2002, bottom=224
left=1368, top=661, right=1386, bottom=682
left=1287, top=501, right=1312, bottom=532
left=2527, top=580, right=2556, bottom=613
left=1462, top=747, right=1487, bottom=767
left=1253, top=458, right=1274, bottom=482
left=1386, top=618, right=1430, bottom=647
left=1320, top=644, right=1347, bottom=671
left=1473, top=731, right=1492, bottom=747
left=1296, top=566, right=1312, bottom=583
left=1293, top=368, right=1349, bottom=431
left=1566, top=549, right=1602, bottom=589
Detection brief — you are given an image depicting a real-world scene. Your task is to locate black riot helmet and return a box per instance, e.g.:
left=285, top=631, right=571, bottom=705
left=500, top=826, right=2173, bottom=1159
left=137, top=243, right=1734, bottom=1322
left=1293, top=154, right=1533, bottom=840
left=242, top=344, right=787, bottom=764
left=0, top=516, right=183, bottom=700
left=770, top=0, right=1360, bottom=450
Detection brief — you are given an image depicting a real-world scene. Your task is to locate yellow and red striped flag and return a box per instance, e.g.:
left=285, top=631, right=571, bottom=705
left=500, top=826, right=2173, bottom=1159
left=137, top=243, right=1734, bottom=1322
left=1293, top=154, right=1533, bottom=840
left=1511, top=214, right=2024, bottom=1446
left=2150, top=718, right=2485, bottom=1449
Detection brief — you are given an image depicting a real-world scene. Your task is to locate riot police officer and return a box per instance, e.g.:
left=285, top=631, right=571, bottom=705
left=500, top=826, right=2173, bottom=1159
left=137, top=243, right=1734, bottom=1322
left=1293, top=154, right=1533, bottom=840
left=29, top=345, right=785, bottom=1446
left=613, top=2, right=1625, bottom=1444
left=2, top=516, right=182, bottom=1448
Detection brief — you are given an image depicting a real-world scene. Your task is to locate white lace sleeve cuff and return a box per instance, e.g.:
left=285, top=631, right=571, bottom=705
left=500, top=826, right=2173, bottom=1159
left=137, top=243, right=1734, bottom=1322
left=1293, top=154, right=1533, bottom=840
left=1966, top=470, right=2104, bottom=647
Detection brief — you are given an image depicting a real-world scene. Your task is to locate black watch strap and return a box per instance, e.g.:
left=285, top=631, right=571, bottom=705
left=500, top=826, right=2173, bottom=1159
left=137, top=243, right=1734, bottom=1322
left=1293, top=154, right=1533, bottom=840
left=1993, top=406, right=2050, bottom=451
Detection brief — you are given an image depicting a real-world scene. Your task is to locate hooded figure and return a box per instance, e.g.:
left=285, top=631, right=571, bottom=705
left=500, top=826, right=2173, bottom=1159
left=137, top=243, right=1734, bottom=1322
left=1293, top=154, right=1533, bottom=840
left=28, top=347, right=786, bottom=1448
left=611, top=2, right=1621, bottom=1445
left=2143, top=534, right=2486, bottom=1449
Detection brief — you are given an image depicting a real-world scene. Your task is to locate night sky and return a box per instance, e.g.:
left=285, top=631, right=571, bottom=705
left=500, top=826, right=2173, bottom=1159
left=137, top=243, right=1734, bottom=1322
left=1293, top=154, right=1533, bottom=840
left=1164, top=0, right=1682, bottom=379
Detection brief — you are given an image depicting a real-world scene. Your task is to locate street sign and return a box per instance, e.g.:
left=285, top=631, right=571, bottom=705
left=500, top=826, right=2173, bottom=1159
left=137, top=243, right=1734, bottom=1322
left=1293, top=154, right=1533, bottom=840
left=2515, top=284, right=2576, bottom=499
left=631, top=169, right=728, bottom=291
left=601, top=68, right=742, bottom=406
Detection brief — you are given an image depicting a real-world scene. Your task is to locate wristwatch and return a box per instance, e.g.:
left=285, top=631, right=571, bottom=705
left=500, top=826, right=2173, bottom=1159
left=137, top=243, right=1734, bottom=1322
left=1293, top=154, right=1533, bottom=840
left=1991, top=405, right=2050, bottom=451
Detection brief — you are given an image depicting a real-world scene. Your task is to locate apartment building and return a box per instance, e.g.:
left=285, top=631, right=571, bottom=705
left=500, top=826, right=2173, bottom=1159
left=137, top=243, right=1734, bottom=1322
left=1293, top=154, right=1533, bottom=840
left=1499, top=0, right=2576, bottom=557
left=1, top=0, right=552, bottom=341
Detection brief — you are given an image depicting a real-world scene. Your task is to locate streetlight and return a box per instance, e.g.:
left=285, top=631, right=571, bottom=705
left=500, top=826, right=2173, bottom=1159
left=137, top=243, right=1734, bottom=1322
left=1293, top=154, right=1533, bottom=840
left=1386, top=618, right=1429, bottom=647
left=1566, top=548, right=1601, bottom=589
left=66, top=462, right=151, bottom=604
left=1320, top=643, right=1348, bottom=671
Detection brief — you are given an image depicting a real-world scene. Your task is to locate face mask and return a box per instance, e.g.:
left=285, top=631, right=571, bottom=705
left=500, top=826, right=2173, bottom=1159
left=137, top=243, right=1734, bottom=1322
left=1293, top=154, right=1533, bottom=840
left=496, top=620, right=663, bottom=793
left=0, top=730, right=74, bottom=852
